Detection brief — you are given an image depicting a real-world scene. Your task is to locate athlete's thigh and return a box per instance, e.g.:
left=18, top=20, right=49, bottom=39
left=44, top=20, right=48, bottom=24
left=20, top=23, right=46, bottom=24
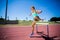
left=32, top=21, right=36, bottom=25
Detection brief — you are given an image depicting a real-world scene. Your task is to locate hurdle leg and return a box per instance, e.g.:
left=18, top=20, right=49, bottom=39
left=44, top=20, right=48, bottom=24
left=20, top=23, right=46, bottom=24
left=46, top=25, right=49, bottom=36
left=36, top=24, right=38, bottom=33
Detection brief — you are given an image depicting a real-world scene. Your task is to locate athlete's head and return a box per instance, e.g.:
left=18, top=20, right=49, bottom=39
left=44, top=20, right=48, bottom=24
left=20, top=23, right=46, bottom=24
left=31, top=6, right=35, bottom=11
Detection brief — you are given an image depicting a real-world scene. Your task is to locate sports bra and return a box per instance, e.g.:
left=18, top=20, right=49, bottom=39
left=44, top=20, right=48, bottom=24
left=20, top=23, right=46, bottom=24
left=32, top=12, right=38, bottom=17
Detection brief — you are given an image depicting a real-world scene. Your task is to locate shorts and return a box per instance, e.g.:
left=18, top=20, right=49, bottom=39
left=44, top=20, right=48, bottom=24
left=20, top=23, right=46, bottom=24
left=34, top=16, right=41, bottom=21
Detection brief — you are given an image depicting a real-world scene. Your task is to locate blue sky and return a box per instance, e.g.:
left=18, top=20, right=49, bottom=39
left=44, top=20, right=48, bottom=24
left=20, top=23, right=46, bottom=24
left=0, top=0, right=60, bottom=21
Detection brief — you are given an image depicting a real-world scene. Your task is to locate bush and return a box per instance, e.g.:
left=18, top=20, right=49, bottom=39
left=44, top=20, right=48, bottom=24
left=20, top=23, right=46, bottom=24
left=50, top=17, right=60, bottom=22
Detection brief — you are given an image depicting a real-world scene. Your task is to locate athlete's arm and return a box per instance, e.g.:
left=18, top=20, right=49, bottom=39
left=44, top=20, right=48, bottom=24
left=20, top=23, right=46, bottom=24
left=29, top=13, right=32, bottom=16
left=36, top=10, right=42, bottom=14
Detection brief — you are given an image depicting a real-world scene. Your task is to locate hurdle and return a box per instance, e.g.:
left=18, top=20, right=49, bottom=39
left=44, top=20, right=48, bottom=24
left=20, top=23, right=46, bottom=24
left=30, top=22, right=59, bottom=40
left=36, top=22, right=49, bottom=36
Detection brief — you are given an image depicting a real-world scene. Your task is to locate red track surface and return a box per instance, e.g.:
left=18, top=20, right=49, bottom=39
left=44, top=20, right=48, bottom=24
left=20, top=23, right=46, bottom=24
left=0, top=24, right=60, bottom=40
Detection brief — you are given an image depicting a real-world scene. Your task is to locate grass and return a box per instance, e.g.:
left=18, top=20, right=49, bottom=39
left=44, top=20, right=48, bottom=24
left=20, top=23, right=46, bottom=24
left=17, top=20, right=60, bottom=26
left=18, top=20, right=32, bottom=26
left=0, top=20, right=60, bottom=26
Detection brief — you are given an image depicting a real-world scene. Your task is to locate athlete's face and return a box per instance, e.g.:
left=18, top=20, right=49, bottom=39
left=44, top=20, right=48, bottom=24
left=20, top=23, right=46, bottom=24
left=31, top=8, right=34, bottom=11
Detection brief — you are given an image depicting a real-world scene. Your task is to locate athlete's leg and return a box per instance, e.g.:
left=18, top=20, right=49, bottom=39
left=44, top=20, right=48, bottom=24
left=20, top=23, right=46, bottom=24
left=31, top=21, right=36, bottom=35
left=34, top=16, right=43, bottom=34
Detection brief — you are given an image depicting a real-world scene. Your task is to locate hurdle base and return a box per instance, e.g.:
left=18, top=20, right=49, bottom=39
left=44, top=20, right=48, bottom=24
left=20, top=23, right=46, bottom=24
left=30, top=35, right=58, bottom=40
left=30, top=35, right=42, bottom=38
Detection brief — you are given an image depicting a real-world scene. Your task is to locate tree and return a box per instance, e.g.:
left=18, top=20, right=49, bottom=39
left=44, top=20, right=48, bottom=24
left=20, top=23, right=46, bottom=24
left=0, top=18, right=5, bottom=21
left=50, top=17, right=60, bottom=22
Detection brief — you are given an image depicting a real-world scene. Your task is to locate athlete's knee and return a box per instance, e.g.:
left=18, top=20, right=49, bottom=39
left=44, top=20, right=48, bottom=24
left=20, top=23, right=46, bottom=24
left=32, top=24, right=35, bottom=27
left=32, top=23, right=34, bottom=26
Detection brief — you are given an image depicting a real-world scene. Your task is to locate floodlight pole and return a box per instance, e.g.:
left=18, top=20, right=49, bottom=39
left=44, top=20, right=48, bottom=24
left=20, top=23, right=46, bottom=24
left=5, top=0, right=8, bottom=24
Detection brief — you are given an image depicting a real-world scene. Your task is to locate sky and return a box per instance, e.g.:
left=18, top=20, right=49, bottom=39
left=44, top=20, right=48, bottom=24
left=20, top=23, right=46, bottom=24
left=0, top=0, right=60, bottom=21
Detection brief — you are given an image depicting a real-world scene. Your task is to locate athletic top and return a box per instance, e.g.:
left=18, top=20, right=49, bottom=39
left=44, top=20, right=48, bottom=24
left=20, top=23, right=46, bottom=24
left=32, top=12, right=38, bottom=18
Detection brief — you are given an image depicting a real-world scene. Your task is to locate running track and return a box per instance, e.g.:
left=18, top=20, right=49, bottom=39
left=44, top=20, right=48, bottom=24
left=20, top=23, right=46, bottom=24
left=0, top=24, right=60, bottom=40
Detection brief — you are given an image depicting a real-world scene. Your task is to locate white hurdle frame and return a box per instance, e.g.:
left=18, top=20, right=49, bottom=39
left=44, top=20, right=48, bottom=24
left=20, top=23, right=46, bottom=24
left=36, top=22, right=49, bottom=36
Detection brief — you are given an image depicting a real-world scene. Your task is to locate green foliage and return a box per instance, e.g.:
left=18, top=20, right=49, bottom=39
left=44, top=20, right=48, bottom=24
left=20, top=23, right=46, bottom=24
left=50, top=17, right=60, bottom=22
left=18, top=20, right=32, bottom=26
left=0, top=18, right=5, bottom=21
